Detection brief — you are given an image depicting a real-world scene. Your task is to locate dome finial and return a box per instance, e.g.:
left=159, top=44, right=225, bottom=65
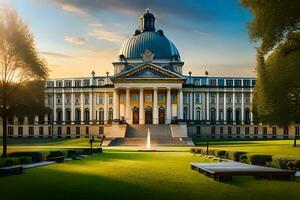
left=141, top=9, right=155, bottom=32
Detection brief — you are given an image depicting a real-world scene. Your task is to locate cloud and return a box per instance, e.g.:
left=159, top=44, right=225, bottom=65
left=64, top=36, right=86, bottom=44
left=50, top=0, right=86, bottom=15
left=87, top=22, right=127, bottom=43
left=41, top=51, right=72, bottom=58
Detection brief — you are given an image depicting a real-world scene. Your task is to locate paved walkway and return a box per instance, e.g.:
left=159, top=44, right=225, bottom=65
left=22, top=161, right=55, bottom=169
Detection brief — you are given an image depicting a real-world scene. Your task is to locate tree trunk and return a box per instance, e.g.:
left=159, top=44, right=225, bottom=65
left=294, top=136, right=297, bottom=147
left=2, top=113, right=7, bottom=158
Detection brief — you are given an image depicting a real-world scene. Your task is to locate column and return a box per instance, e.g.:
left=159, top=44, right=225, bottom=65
left=241, top=91, right=245, bottom=124
left=166, top=88, right=171, bottom=124
left=189, top=92, right=193, bottom=121
left=62, top=89, right=65, bottom=124
left=233, top=92, right=236, bottom=124
left=104, top=92, right=108, bottom=123
left=223, top=92, right=227, bottom=124
left=71, top=89, right=75, bottom=124
left=89, top=91, right=93, bottom=124
left=53, top=90, right=57, bottom=124
left=153, top=88, right=158, bottom=124
left=125, top=88, right=131, bottom=123
left=139, top=88, right=144, bottom=124
left=206, top=92, right=210, bottom=123
left=250, top=89, right=253, bottom=124
left=113, top=89, right=120, bottom=121
left=80, top=90, right=84, bottom=124
left=216, top=92, right=219, bottom=123
left=178, top=89, right=183, bottom=120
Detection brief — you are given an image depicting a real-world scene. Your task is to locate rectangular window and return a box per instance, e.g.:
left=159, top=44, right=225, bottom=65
left=132, top=94, right=138, bottom=102
left=194, top=79, right=201, bottom=86
left=48, top=127, right=51, bottom=136
left=272, top=127, right=277, bottom=135
left=67, top=126, right=71, bottom=135
left=218, top=79, right=224, bottom=86
left=284, top=127, right=289, bottom=135
left=243, top=80, right=251, bottom=87
left=18, top=127, right=23, bottom=136
left=254, top=127, right=258, bottom=135
left=75, top=80, right=81, bottom=87
left=263, top=127, right=268, bottom=135
left=56, top=81, right=62, bottom=87
left=83, top=79, right=90, bottom=86
left=8, top=126, right=13, bottom=136
left=39, top=127, right=44, bottom=135
left=210, top=96, right=216, bottom=104
left=99, top=127, right=104, bottom=135
left=236, top=127, right=240, bottom=135
left=64, top=80, right=72, bottom=87
left=226, top=97, right=232, bottom=104
left=209, top=79, right=217, bottom=86
left=171, top=93, right=176, bottom=103
left=195, top=93, right=201, bottom=104
left=220, top=127, right=223, bottom=134
left=85, top=127, right=89, bottom=135
left=245, top=127, right=250, bottom=135
left=234, top=80, right=242, bottom=87
left=84, top=94, right=89, bottom=105
left=252, top=80, right=256, bottom=86
left=228, top=127, right=232, bottom=135
left=57, top=126, right=62, bottom=135
left=226, top=80, right=233, bottom=87
left=296, top=127, right=300, bottom=136
left=109, top=96, right=113, bottom=104
left=183, top=94, right=187, bottom=104
left=211, top=127, right=215, bottom=134
left=145, top=94, right=152, bottom=102
left=76, top=127, right=80, bottom=135
left=98, top=95, right=104, bottom=104
left=29, top=127, right=34, bottom=136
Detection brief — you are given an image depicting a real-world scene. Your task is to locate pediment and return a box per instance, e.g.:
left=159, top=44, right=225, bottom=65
left=113, top=63, right=183, bottom=80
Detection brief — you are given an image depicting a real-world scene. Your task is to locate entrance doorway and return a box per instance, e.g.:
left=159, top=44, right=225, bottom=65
left=145, top=106, right=153, bottom=124
left=159, top=106, right=165, bottom=124
left=132, top=107, right=139, bottom=124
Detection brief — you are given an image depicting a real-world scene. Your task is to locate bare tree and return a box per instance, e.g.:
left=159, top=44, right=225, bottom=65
left=0, top=6, right=48, bottom=157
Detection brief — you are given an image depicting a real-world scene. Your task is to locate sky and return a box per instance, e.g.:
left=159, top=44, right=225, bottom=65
left=1, top=0, right=256, bottom=78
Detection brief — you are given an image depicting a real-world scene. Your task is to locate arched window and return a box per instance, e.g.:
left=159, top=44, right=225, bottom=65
left=56, top=108, right=62, bottom=124
left=65, top=109, right=71, bottom=124
left=245, top=108, right=250, bottom=124
left=196, top=107, right=202, bottom=122
left=75, top=108, right=81, bottom=124
left=108, top=108, right=113, bottom=123
left=235, top=108, right=241, bottom=124
left=227, top=108, right=233, bottom=124
left=210, top=108, right=216, bottom=124
left=183, top=107, right=188, bottom=121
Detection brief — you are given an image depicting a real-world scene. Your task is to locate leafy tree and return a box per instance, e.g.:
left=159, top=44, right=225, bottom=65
left=0, top=6, right=48, bottom=157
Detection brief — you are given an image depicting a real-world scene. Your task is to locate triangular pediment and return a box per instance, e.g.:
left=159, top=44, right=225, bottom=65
left=113, top=63, right=183, bottom=80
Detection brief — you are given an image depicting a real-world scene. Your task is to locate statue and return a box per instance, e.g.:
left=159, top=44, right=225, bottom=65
left=142, top=49, right=154, bottom=62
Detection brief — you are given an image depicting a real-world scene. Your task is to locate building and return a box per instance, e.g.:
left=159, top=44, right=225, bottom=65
left=1, top=10, right=299, bottom=142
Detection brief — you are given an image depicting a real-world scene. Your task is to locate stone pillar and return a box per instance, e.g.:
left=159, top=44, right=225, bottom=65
left=125, top=88, right=131, bottom=124
left=113, top=89, right=120, bottom=121
left=153, top=88, right=158, bottom=124
left=223, top=92, right=227, bottom=124
left=241, top=91, right=245, bottom=124
left=206, top=92, right=210, bottom=123
left=166, top=88, right=171, bottom=124
left=189, top=92, right=193, bottom=121
left=178, top=89, right=183, bottom=120
left=62, top=89, right=65, bottom=124
left=216, top=92, right=219, bottom=123
left=233, top=92, right=236, bottom=124
left=80, top=90, right=84, bottom=124
left=71, top=89, right=75, bottom=124
left=53, top=91, right=57, bottom=124
left=89, top=91, right=93, bottom=124
left=139, top=88, right=144, bottom=124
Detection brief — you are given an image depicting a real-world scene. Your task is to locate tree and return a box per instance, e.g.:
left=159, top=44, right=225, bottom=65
left=0, top=6, right=48, bottom=157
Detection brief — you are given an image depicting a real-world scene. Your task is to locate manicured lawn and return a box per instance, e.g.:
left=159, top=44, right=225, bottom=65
left=0, top=139, right=300, bottom=200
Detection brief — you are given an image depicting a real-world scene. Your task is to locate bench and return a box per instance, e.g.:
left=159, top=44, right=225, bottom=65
left=47, top=156, right=65, bottom=163
left=0, top=166, right=23, bottom=176
left=191, top=162, right=296, bottom=182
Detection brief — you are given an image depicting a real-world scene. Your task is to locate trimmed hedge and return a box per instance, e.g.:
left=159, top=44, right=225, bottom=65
left=82, top=148, right=102, bottom=155
left=47, top=151, right=66, bottom=159
left=9, top=152, right=48, bottom=163
left=225, top=151, right=246, bottom=161
left=0, top=157, right=20, bottom=167
left=241, top=154, right=272, bottom=166
left=18, top=157, right=32, bottom=164
left=214, top=150, right=226, bottom=158
left=67, top=149, right=83, bottom=158
left=267, top=157, right=300, bottom=170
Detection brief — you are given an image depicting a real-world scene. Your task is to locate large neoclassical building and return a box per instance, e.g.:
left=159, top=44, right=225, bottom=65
left=1, top=10, right=299, bottom=143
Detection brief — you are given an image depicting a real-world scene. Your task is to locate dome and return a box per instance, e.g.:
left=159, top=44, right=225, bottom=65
left=119, top=31, right=180, bottom=60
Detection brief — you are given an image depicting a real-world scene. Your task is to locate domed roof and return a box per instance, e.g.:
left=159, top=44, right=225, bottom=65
left=119, top=31, right=180, bottom=60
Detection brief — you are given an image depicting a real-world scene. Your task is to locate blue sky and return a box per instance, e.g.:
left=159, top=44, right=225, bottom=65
left=2, top=0, right=256, bottom=78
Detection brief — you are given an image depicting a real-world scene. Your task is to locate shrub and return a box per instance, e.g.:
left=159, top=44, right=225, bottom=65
left=239, top=154, right=248, bottom=163
left=214, top=150, right=226, bottom=158
left=94, top=148, right=102, bottom=154
left=0, top=157, right=20, bottom=167
left=225, top=151, right=246, bottom=161
left=9, top=152, right=48, bottom=163
left=18, top=157, right=32, bottom=164
left=267, top=157, right=300, bottom=170
left=47, top=151, right=66, bottom=159
left=247, top=154, right=272, bottom=166
left=82, top=148, right=92, bottom=155
left=67, top=149, right=83, bottom=158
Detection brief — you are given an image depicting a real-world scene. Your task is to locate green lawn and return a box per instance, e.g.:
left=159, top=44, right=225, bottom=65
left=0, top=139, right=300, bottom=200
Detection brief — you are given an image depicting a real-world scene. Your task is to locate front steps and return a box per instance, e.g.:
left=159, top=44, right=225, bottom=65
left=109, top=124, right=194, bottom=147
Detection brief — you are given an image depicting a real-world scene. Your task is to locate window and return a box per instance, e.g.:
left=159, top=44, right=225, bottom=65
left=47, top=81, right=54, bottom=87
left=210, top=96, right=216, bottom=104
left=98, top=95, right=104, bottom=104
left=84, top=94, right=89, bottom=105
left=29, top=127, right=34, bottom=136
left=226, top=80, right=233, bottom=87
left=227, top=97, right=232, bottom=104
left=8, top=126, right=13, bottom=136
left=56, top=81, right=62, bottom=87
left=243, top=80, right=251, bottom=87
left=158, top=94, right=165, bottom=102
left=183, top=94, right=187, bottom=104
left=235, top=80, right=242, bottom=87
left=109, top=95, right=113, bottom=104
left=75, top=80, right=81, bottom=87
left=263, top=127, right=268, bottom=135
left=56, top=94, right=62, bottom=104
left=99, top=127, right=104, bottom=135
left=228, top=127, right=232, bottom=135
left=18, top=127, right=23, bottom=136
left=171, top=93, right=176, bottom=103
left=194, top=79, right=200, bottom=86
left=211, top=127, right=216, bottom=134
left=195, top=93, right=201, bottom=104
left=98, top=79, right=104, bottom=86
left=236, top=127, right=240, bottom=135
left=272, top=127, right=277, bottom=135
left=66, top=96, right=71, bottom=105
left=48, top=127, right=52, bottom=136
left=254, top=127, right=258, bottom=135
left=218, top=79, right=224, bottom=86
left=65, top=80, right=72, bottom=87
left=39, top=127, right=44, bottom=135
left=145, top=94, right=152, bottom=102
left=220, top=127, right=223, bottom=134
left=245, top=127, right=250, bottom=135
left=67, top=126, right=71, bottom=135
left=284, top=127, right=289, bottom=135
left=76, top=127, right=80, bottom=135
left=132, top=94, right=138, bottom=102
left=236, top=97, right=241, bottom=104
left=85, top=127, right=89, bottom=135
left=245, top=97, right=250, bottom=104
left=83, top=79, right=90, bottom=86
left=209, top=79, right=217, bottom=86
left=57, top=126, right=62, bottom=136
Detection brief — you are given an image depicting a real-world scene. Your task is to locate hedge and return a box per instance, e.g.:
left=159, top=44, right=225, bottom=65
left=241, top=154, right=272, bottom=166
left=82, top=148, right=102, bottom=155
left=18, top=157, right=32, bottom=164
left=47, top=151, right=66, bottom=159
left=267, top=157, right=300, bottom=171
left=225, top=151, right=246, bottom=161
left=67, top=149, right=83, bottom=158
left=9, top=152, right=48, bottom=163
left=0, top=157, right=20, bottom=167
left=213, top=150, right=226, bottom=158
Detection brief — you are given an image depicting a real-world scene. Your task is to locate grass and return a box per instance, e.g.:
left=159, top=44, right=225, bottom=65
left=0, top=139, right=300, bottom=200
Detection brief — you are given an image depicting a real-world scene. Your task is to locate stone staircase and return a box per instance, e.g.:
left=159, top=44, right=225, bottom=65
left=109, top=125, right=193, bottom=147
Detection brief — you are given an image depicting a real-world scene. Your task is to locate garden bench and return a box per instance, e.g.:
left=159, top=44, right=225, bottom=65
left=0, top=166, right=23, bottom=176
